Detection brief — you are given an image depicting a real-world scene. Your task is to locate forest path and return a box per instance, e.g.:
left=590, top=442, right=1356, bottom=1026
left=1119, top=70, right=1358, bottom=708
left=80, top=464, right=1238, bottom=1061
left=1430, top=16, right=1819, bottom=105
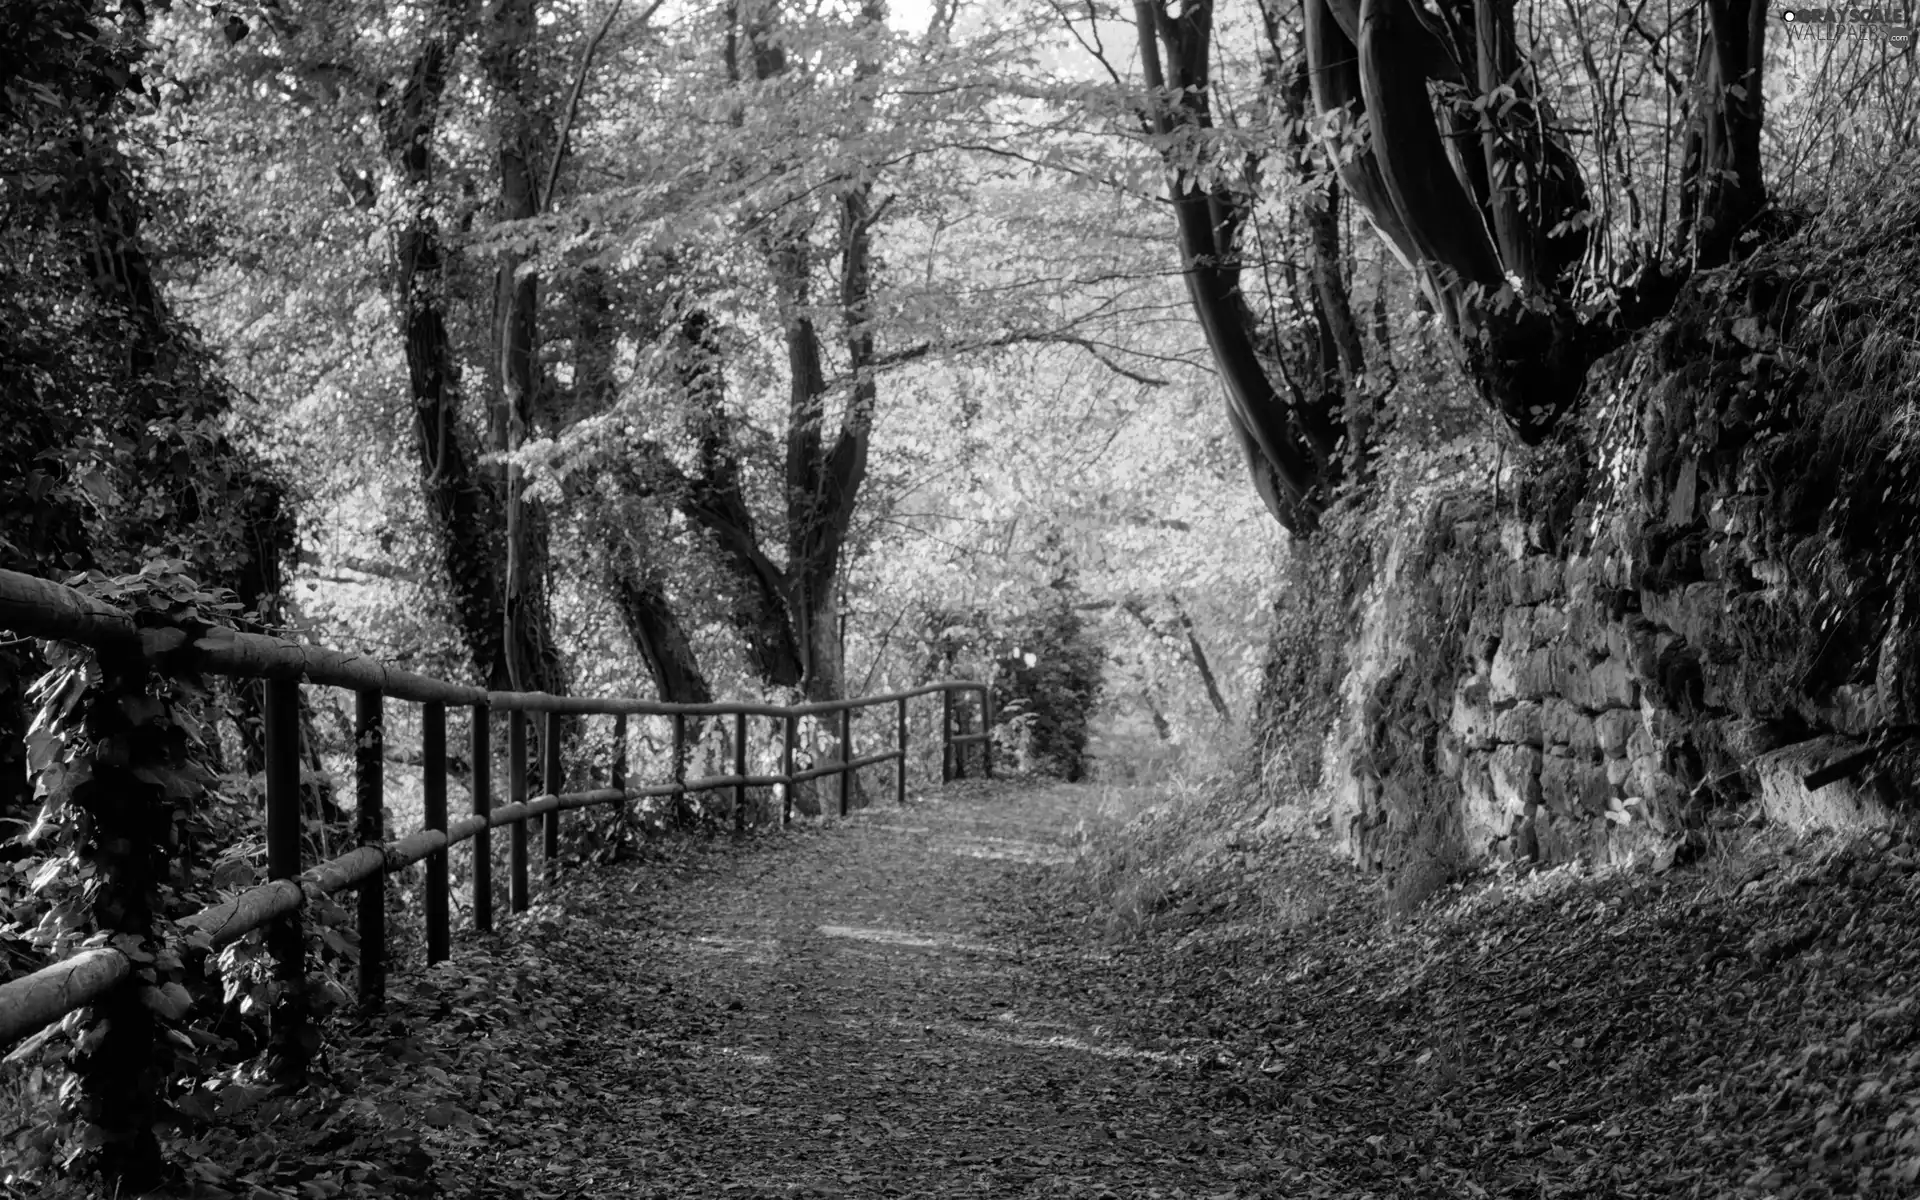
left=394, top=781, right=1279, bottom=1199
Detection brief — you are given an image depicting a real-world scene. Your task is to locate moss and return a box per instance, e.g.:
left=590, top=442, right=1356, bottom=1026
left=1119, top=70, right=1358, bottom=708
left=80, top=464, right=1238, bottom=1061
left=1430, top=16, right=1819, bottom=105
left=1250, top=528, right=1371, bottom=801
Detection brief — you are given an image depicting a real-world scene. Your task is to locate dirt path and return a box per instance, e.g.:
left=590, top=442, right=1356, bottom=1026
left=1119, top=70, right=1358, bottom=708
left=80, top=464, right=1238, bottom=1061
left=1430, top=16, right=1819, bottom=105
left=394, top=782, right=1279, bottom=1199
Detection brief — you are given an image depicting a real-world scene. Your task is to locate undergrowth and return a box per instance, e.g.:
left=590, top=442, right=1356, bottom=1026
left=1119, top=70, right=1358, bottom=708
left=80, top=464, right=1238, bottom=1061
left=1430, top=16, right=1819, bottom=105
left=1064, top=765, right=1920, bottom=1195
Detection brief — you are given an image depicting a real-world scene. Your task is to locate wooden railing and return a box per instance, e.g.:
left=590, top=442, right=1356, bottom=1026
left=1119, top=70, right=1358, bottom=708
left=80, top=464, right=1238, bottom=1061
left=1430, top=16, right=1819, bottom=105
left=0, top=566, right=993, bottom=1053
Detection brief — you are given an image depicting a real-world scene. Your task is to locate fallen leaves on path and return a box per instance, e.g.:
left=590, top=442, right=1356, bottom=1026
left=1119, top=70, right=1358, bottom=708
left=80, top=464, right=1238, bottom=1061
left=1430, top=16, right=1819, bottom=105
left=175, top=782, right=1920, bottom=1198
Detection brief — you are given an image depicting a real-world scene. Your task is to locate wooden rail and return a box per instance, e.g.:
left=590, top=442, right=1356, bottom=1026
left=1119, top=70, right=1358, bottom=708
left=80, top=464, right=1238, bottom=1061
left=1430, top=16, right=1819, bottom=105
left=0, top=567, right=994, bottom=1053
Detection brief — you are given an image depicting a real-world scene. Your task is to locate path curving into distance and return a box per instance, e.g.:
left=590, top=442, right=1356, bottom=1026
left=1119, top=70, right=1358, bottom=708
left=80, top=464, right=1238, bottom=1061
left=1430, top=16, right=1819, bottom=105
left=388, top=782, right=1284, bottom=1199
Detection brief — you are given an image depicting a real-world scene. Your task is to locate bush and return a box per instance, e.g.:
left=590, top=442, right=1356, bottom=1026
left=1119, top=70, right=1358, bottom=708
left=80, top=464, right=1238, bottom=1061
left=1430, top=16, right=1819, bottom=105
left=994, top=586, right=1105, bottom=781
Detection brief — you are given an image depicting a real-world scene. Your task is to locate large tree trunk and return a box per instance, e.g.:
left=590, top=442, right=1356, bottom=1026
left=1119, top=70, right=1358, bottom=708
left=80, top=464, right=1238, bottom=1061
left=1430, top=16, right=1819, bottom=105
left=485, top=0, right=565, bottom=697
left=1678, top=0, right=1768, bottom=266
left=1135, top=0, right=1350, bottom=536
left=675, top=308, right=805, bottom=687
left=573, top=271, right=715, bottom=703
left=383, top=4, right=510, bottom=687
left=607, top=567, right=714, bottom=703
left=1304, top=0, right=1763, bottom=443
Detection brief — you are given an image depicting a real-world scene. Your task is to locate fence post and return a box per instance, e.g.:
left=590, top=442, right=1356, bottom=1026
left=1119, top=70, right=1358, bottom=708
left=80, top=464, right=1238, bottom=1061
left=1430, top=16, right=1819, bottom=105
left=953, top=690, right=968, bottom=781
left=733, top=710, right=748, bottom=834
left=263, top=677, right=309, bottom=1082
left=981, top=684, right=994, bottom=780
left=543, top=710, right=563, bottom=884
left=471, top=704, right=492, bottom=934
left=941, top=687, right=953, bottom=784
left=896, top=696, right=908, bottom=806
left=354, top=690, right=385, bottom=1009
left=509, top=709, right=529, bottom=913
left=782, top=712, right=797, bottom=824
left=69, top=651, right=173, bottom=1184
left=423, top=701, right=449, bottom=964
left=839, top=705, right=853, bottom=817
left=612, top=712, right=628, bottom=792
left=672, top=711, right=687, bottom=817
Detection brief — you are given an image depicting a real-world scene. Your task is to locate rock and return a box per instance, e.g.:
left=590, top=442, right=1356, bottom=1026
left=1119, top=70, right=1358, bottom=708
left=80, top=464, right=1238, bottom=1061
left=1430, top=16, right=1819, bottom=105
left=1449, top=680, right=1497, bottom=750
left=1563, top=655, right=1636, bottom=711
left=1541, top=754, right=1612, bottom=819
left=1668, top=457, right=1700, bottom=525
left=1564, top=607, right=1603, bottom=659
left=1564, top=554, right=1594, bottom=602
left=1489, top=645, right=1555, bottom=704
left=1720, top=717, right=1788, bottom=762
left=1754, top=736, right=1895, bottom=833
left=1490, top=744, right=1543, bottom=813
left=1540, top=698, right=1599, bottom=756
left=1530, top=602, right=1569, bottom=643
left=1493, top=701, right=1543, bottom=746
left=1459, top=760, right=1504, bottom=855
left=1595, top=709, right=1637, bottom=758
left=1678, top=581, right=1733, bottom=646
left=1822, top=684, right=1882, bottom=738
left=1500, top=520, right=1530, bottom=561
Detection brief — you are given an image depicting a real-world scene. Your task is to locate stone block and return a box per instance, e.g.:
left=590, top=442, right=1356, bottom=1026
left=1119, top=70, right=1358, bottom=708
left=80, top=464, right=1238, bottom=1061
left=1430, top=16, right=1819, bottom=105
left=1720, top=717, right=1787, bottom=762
left=1822, top=685, right=1882, bottom=738
left=1755, top=736, right=1894, bottom=833
left=1501, top=605, right=1538, bottom=652
left=1564, top=554, right=1594, bottom=603
left=1531, top=809, right=1584, bottom=864
left=1501, top=520, right=1530, bottom=561
left=1449, top=679, right=1497, bottom=749
left=1595, top=708, right=1637, bottom=758
left=1626, top=720, right=1657, bottom=763
left=1459, top=759, right=1506, bottom=857
left=1493, top=700, right=1542, bottom=746
left=1490, top=644, right=1556, bottom=704
left=1667, top=457, right=1700, bottom=525
left=1509, top=557, right=1565, bottom=605
left=1541, top=754, right=1611, bottom=820
left=1489, top=744, right=1542, bottom=813
left=1579, top=762, right=1615, bottom=816
left=1532, top=601, right=1569, bottom=641
left=1585, top=657, right=1638, bottom=709
left=1640, top=587, right=1684, bottom=634
left=1566, top=601, right=1608, bottom=655
left=1540, top=697, right=1598, bottom=756
left=1678, top=581, right=1734, bottom=646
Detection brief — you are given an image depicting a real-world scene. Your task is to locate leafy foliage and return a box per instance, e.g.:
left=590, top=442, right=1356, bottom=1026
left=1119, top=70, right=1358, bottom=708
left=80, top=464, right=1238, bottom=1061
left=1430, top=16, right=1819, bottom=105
left=993, top=580, right=1108, bottom=782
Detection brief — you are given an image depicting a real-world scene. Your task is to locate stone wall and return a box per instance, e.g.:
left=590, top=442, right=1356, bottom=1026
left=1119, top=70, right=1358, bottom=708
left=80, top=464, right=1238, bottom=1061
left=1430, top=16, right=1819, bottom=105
left=1285, top=211, right=1920, bottom=887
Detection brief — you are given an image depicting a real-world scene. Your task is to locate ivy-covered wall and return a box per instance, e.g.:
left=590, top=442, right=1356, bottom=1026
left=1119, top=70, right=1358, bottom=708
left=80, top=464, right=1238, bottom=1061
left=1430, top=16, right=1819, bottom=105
left=1260, top=191, right=1920, bottom=896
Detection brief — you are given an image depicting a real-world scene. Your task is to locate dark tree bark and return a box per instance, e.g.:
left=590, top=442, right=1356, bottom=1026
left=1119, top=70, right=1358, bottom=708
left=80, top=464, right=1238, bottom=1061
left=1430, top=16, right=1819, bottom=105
left=709, top=0, right=882, bottom=702
left=482, top=0, right=565, bottom=697
left=1676, top=0, right=1769, bottom=266
left=1301, top=0, right=1769, bottom=442
left=1134, top=0, right=1343, bottom=537
left=381, top=3, right=512, bottom=687
left=573, top=270, right=716, bottom=703
left=674, top=309, right=806, bottom=687
left=607, top=568, right=714, bottom=704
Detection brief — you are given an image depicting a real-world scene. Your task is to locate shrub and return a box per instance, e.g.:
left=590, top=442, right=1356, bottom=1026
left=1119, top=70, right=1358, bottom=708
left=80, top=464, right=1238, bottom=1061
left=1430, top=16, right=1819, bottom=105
left=994, top=585, right=1105, bottom=781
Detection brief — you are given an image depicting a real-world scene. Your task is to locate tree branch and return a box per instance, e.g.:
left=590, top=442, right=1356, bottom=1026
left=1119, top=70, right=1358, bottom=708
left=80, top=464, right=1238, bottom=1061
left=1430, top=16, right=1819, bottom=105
left=541, top=0, right=668, bottom=210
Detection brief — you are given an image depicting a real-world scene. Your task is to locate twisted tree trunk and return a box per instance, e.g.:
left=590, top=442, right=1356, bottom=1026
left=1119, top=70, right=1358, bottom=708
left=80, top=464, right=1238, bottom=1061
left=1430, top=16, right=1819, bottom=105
left=383, top=2, right=511, bottom=687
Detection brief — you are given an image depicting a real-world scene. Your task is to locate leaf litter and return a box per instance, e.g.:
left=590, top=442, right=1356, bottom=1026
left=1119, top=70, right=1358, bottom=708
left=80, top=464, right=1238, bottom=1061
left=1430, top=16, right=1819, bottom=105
left=171, top=782, right=1920, bottom=1198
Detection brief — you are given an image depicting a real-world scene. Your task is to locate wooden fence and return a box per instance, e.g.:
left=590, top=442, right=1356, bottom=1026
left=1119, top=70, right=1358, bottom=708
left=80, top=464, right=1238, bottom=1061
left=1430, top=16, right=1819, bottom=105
left=0, top=566, right=992, bottom=1110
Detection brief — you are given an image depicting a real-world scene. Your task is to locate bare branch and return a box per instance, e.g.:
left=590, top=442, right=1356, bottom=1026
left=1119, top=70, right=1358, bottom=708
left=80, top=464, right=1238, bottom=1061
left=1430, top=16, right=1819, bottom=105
left=542, top=0, right=669, bottom=210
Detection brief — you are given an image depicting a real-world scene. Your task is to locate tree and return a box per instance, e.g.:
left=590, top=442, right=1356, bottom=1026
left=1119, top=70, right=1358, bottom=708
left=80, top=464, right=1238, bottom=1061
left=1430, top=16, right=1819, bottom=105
left=1300, top=0, right=1769, bottom=440
left=1126, top=0, right=1374, bottom=535
left=0, top=0, right=294, bottom=818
